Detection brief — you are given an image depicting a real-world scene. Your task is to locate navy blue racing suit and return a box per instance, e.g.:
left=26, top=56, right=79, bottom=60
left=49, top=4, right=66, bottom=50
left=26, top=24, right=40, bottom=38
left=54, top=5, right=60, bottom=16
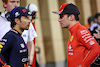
left=0, top=29, right=29, bottom=67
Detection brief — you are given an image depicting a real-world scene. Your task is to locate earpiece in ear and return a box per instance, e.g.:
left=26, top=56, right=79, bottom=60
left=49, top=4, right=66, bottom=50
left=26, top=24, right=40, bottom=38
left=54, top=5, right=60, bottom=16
left=5, top=12, right=11, bottom=21
left=0, top=12, right=1, bottom=15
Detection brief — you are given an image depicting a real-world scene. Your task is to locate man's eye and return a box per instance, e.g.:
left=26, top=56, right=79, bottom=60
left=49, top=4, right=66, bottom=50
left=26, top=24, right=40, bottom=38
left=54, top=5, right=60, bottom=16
left=25, top=17, right=28, bottom=19
left=25, top=16, right=30, bottom=19
left=60, top=15, right=63, bottom=18
left=17, top=1, right=20, bottom=3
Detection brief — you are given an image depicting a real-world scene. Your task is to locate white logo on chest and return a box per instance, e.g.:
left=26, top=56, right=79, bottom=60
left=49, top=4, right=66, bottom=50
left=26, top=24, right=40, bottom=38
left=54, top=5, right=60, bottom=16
left=68, top=45, right=72, bottom=49
left=68, top=44, right=73, bottom=51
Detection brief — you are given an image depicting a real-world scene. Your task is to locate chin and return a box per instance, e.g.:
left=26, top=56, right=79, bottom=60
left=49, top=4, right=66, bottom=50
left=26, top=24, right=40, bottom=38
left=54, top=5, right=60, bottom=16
left=26, top=27, right=29, bottom=30
left=24, top=28, right=29, bottom=30
left=62, top=26, right=68, bottom=28
left=25, top=28, right=29, bottom=30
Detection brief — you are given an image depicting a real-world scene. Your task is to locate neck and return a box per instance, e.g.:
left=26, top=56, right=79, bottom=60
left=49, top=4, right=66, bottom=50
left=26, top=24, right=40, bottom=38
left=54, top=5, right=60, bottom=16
left=13, top=26, right=23, bottom=35
left=68, top=21, right=79, bottom=29
left=5, top=8, right=10, bottom=13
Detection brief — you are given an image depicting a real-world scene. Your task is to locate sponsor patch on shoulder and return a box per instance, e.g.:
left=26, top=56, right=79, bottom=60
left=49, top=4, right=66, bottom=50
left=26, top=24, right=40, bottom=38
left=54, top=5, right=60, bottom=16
left=89, top=41, right=95, bottom=45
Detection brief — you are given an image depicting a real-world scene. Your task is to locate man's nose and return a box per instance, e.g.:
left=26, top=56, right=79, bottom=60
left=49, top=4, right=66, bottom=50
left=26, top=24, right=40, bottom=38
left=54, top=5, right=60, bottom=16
left=58, top=18, right=61, bottom=22
left=15, top=2, right=20, bottom=7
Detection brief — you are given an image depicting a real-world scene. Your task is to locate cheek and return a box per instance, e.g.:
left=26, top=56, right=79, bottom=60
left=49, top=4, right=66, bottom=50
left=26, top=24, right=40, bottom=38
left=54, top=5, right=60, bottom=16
left=22, top=20, right=29, bottom=25
left=62, top=18, right=68, bottom=23
left=7, top=5, right=14, bottom=11
left=63, top=19, right=69, bottom=26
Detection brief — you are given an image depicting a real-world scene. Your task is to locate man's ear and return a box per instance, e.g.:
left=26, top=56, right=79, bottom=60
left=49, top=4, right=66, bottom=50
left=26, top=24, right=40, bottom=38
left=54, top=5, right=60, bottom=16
left=14, top=18, right=20, bottom=24
left=3, top=2, right=7, bottom=8
left=95, top=19, right=97, bottom=22
left=69, top=14, right=75, bottom=21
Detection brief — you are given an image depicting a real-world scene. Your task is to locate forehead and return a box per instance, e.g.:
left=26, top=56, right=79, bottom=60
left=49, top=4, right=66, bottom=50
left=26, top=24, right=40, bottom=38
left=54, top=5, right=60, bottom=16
left=8, top=0, right=20, bottom=1
left=21, top=16, right=30, bottom=18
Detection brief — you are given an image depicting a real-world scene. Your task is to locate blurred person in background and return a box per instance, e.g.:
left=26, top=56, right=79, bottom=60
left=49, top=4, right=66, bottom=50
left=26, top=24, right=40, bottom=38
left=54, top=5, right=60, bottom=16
left=0, top=0, right=20, bottom=39
left=52, top=3, right=100, bottom=67
left=0, top=0, right=37, bottom=67
left=90, top=26, right=100, bottom=67
left=26, top=3, right=39, bottom=67
left=90, top=13, right=100, bottom=36
left=90, top=14, right=100, bottom=67
left=84, top=16, right=94, bottom=30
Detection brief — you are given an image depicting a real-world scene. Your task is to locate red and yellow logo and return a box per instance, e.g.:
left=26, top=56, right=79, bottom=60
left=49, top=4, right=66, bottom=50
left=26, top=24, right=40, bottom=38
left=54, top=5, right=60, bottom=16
left=24, top=62, right=29, bottom=67
left=70, top=35, right=74, bottom=42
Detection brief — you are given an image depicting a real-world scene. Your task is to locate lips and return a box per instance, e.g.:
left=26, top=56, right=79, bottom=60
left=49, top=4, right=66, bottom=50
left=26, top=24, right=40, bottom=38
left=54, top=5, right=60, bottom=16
left=60, top=23, right=63, bottom=25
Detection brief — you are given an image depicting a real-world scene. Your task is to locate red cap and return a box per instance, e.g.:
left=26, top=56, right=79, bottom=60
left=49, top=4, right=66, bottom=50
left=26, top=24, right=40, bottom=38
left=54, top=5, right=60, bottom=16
left=52, top=3, right=70, bottom=14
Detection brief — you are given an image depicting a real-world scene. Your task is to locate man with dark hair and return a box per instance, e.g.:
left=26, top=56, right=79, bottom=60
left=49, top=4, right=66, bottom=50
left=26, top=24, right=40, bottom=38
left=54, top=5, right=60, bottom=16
left=0, top=0, right=37, bottom=66
left=0, top=6, right=31, bottom=67
left=90, top=13, right=100, bottom=33
left=53, top=3, right=100, bottom=67
left=85, top=16, right=94, bottom=29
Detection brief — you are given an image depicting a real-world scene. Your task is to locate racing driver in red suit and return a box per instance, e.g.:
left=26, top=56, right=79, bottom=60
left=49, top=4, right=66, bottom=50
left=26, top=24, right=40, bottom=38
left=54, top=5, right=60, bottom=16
left=52, top=3, right=100, bottom=67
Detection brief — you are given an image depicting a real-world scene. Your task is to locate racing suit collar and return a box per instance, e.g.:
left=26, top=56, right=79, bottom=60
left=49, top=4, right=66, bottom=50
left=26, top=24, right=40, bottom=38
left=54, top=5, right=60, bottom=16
left=68, top=22, right=80, bottom=33
left=11, top=29, right=21, bottom=36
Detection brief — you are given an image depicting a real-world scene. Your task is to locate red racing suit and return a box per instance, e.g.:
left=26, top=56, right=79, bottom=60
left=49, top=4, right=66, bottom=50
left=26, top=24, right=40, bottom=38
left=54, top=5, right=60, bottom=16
left=67, top=22, right=100, bottom=67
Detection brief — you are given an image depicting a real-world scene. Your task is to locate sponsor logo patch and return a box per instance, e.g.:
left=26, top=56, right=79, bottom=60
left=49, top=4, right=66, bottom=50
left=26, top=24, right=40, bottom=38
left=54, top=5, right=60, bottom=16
left=22, top=58, right=28, bottom=62
left=20, top=43, right=25, bottom=48
left=20, top=49, right=27, bottom=53
left=23, top=34, right=26, bottom=37
left=89, top=41, right=95, bottom=45
left=70, top=35, right=74, bottom=42
left=24, top=62, right=29, bottom=67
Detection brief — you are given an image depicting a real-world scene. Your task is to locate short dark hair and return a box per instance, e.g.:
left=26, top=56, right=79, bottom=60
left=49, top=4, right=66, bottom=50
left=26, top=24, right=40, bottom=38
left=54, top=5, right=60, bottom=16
left=11, top=16, right=21, bottom=28
left=94, top=13, right=100, bottom=19
left=88, top=16, right=94, bottom=24
left=67, top=14, right=79, bottom=21
left=11, top=20, right=16, bottom=28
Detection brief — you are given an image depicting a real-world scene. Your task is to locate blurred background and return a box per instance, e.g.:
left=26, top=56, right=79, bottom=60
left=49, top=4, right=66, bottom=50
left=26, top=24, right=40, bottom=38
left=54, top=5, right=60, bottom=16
left=0, top=0, right=100, bottom=67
